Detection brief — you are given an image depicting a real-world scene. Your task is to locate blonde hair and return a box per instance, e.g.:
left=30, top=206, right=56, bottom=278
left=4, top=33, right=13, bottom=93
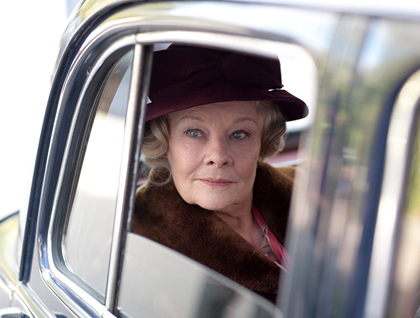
left=141, top=101, right=286, bottom=183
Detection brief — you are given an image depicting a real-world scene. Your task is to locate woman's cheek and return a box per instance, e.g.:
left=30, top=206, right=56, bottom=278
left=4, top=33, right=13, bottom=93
left=234, top=141, right=261, bottom=160
left=180, top=143, right=205, bottom=169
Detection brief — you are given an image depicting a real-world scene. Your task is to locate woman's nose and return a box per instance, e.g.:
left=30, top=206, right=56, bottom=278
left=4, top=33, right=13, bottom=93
left=205, top=137, right=233, bottom=167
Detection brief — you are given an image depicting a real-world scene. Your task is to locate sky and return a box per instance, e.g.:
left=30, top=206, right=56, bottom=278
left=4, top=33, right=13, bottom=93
left=0, top=1, right=69, bottom=219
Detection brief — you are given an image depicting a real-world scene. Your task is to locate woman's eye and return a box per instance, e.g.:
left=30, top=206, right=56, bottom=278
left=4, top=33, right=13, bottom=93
left=232, top=131, right=248, bottom=139
left=186, top=129, right=202, bottom=138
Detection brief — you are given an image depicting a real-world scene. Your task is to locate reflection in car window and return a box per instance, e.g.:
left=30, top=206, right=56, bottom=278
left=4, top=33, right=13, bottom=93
left=64, top=50, right=133, bottom=297
left=120, top=233, right=278, bottom=318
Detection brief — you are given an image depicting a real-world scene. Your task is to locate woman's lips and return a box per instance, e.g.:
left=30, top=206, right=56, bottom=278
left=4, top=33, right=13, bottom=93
left=199, top=178, right=234, bottom=187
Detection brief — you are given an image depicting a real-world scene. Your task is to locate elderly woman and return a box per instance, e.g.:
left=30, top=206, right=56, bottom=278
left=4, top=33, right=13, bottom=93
left=132, top=45, right=308, bottom=303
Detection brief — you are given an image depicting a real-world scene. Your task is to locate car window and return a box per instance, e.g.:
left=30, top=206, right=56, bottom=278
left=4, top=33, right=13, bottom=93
left=118, top=41, right=316, bottom=317
left=63, top=49, right=133, bottom=298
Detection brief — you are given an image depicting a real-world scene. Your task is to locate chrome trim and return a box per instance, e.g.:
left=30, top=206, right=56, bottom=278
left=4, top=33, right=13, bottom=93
left=104, top=43, right=152, bottom=313
left=56, top=0, right=420, bottom=80
left=364, top=69, right=420, bottom=318
left=42, top=36, right=137, bottom=318
left=135, top=30, right=296, bottom=58
left=54, top=0, right=133, bottom=79
left=13, top=283, right=56, bottom=318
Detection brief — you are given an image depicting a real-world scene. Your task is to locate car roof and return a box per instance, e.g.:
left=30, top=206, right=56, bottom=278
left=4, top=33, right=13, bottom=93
left=53, top=0, right=420, bottom=82
left=271, top=0, right=420, bottom=17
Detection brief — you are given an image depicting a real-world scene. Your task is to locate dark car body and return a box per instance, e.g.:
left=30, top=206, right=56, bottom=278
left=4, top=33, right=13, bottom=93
left=1, top=0, right=420, bottom=317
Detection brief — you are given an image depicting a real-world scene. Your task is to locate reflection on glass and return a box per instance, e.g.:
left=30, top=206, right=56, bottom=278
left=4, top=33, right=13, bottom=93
left=119, top=233, right=280, bottom=318
left=64, top=50, right=133, bottom=298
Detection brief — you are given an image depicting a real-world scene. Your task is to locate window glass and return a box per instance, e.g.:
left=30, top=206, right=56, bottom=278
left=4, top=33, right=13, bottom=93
left=63, top=50, right=133, bottom=297
left=119, top=233, right=279, bottom=318
left=387, top=115, right=420, bottom=318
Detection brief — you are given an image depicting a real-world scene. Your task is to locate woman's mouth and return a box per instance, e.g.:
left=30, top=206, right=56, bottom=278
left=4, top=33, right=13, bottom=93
left=199, top=178, right=234, bottom=187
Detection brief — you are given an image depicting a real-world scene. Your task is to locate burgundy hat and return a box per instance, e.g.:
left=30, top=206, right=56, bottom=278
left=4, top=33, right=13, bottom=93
left=146, top=45, right=308, bottom=121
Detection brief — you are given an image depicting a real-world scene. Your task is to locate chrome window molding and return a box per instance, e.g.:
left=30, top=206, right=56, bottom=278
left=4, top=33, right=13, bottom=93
left=105, top=43, right=152, bottom=314
left=134, top=30, right=303, bottom=58
left=41, top=36, right=138, bottom=318
left=87, top=1, right=336, bottom=58
left=364, top=69, right=420, bottom=318
left=56, top=0, right=418, bottom=81
left=56, top=0, right=334, bottom=70
left=13, top=283, right=57, bottom=318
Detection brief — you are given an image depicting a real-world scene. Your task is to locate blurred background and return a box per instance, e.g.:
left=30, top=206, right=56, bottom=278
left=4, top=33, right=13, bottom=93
left=0, top=0, right=78, bottom=219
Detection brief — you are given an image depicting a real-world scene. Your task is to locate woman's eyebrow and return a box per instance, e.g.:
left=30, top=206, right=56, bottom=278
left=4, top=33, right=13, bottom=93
left=177, top=115, right=204, bottom=124
left=177, top=115, right=258, bottom=125
left=233, top=117, right=258, bottom=125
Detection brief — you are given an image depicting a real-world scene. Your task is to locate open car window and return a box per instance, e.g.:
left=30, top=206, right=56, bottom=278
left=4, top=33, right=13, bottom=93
left=118, top=41, right=316, bottom=317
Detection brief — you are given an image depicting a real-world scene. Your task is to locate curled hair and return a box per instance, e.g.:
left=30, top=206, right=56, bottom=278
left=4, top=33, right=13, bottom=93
left=141, top=101, right=287, bottom=184
left=256, top=100, right=287, bottom=159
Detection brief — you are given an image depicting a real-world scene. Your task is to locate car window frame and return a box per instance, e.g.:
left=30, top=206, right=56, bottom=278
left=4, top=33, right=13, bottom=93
left=56, top=47, right=136, bottom=299
left=41, top=31, right=318, bottom=318
left=36, top=35, right=147, bottom=317
left=23, top=2, right=330, bottom=317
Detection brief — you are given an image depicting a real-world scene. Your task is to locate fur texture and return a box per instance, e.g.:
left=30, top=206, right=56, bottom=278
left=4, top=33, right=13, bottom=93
left=132, top=162, right=294, bottom=302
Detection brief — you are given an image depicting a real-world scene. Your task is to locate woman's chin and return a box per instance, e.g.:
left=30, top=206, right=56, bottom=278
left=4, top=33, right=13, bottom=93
left=192, top=198, right=227, bottom=212
left=193, top=196, right=240, bottom=213
left=186, top=187, right=251, bottom=213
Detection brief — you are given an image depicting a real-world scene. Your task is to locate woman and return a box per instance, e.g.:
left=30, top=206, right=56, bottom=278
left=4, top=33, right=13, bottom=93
left=132, top=45, right=308, bottom=303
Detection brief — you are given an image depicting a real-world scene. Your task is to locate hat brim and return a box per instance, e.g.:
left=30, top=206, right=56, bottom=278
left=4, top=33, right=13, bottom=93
left=146, top=81, right=308, bottom=121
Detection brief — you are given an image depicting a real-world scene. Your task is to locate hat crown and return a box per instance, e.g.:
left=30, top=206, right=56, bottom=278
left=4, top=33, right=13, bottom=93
left=146, top=45, right=307, bottom=121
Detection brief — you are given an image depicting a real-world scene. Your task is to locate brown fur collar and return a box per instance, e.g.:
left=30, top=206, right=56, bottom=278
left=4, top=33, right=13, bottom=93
left=132, top=162, right=294, bottom=302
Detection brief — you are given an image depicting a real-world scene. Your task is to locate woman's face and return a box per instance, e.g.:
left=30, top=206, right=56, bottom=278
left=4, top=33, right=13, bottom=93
left=167, top=101, right=263, bottom=214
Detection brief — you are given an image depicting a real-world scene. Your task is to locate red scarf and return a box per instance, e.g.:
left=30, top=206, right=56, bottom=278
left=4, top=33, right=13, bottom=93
left=251, top=205, right=290, bottom=271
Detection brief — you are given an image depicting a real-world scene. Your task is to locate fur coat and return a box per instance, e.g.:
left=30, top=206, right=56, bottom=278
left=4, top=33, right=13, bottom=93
left=132, top=162, right=294, bottom=303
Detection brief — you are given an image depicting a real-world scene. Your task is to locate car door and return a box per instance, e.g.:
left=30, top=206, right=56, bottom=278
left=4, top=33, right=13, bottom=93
left=15, top=1, right=414, bottom=318
left=282, top=10, right=420, bottom=318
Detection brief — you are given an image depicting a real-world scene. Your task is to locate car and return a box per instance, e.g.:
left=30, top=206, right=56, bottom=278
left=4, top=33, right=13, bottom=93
left=1, top=0, right=420, bottom=317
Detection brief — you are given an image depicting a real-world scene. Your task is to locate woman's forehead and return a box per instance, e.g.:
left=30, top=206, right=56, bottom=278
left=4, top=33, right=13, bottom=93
left=170, top=100, right=259, bottom=121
